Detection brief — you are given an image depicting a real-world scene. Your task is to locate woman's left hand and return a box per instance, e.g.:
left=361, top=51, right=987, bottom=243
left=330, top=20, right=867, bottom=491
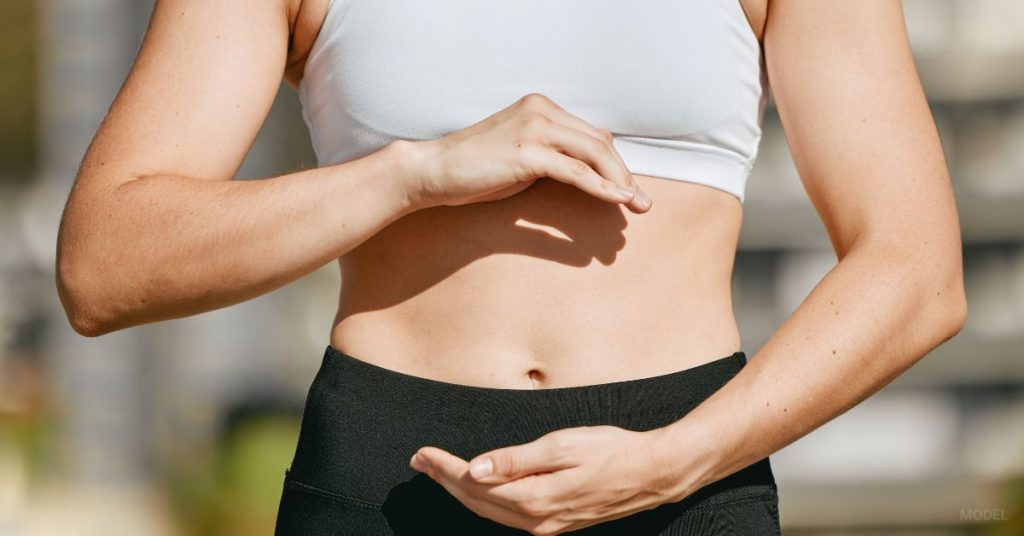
left=408, top=425, right=689, bottom=535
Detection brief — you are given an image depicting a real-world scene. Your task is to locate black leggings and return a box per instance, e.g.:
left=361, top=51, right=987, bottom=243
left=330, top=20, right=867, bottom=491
left=275, top=345, right=781, bottom=535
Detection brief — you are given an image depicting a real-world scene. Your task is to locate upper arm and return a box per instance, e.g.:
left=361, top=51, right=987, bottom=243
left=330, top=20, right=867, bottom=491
left=76, top=0, right=293, bottom=191
left=763, top=0, right=962, bottom=260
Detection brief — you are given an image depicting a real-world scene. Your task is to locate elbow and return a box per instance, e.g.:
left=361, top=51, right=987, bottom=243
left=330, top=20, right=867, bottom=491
left=67, top=313, right=112, bottom=339
left=943, top=289, right=968, bottom=340
left=56, top=265, right=114, bottom=338
left=68, top=313, right=114, bottom=339
left=55, top=245, right=120, bottom=338
left=54, top=181, right=140, bottom=337
left=933, top=272, right=968, bottom=343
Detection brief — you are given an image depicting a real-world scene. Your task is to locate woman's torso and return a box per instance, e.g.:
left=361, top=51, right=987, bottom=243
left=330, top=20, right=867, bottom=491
left=286, top=0, right=767, bottom=389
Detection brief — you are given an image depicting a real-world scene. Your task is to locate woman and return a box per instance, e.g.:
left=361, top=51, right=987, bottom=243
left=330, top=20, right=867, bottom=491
left=55, top=0, right=967, bottom=534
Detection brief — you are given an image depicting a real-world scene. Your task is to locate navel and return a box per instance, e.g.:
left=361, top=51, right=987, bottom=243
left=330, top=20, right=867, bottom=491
left=527, top=368, right=544, bottom=389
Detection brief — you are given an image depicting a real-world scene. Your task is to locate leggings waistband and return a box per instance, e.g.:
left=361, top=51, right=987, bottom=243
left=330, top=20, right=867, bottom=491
left=285, top=345, right=770, bottom=509
left=320, top=344, right=748, bottom=432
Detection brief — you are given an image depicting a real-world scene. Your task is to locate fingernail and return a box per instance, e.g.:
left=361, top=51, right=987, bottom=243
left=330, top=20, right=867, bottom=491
left=410, top=454, right=422, bottom=470
left=613, top=183, right=635, bottom=200
left=469, top=458, right=493, bottom=479
left=637, top=190, right=652, bottom=208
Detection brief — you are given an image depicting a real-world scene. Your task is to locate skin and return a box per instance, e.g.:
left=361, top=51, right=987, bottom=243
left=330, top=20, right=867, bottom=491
left=55, top=0, right=966, bottom=535
left=412, top=1, right=968, bottom=534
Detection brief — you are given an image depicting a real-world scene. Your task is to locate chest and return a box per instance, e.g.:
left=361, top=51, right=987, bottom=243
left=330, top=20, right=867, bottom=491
left=305, top=0, right=754, bottom=140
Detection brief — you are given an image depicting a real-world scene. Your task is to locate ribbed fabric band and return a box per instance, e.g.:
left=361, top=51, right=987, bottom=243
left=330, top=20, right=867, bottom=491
left=612, top=136, right=752, bottom=203
left=319, top=343, right=747, bottom=431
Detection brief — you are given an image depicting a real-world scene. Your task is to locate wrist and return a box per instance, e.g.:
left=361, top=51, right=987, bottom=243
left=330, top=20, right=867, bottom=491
left=643, top=420, right=721, bottom=503
left=380, top=138, right=443, bottom=213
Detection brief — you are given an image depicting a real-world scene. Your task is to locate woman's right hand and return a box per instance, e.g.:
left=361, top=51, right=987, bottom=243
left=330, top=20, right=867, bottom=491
left=397, top=93, right=652, bottom=213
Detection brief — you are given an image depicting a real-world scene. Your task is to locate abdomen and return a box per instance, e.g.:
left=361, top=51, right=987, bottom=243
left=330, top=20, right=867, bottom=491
left=329, top=173, right=744, bottom=389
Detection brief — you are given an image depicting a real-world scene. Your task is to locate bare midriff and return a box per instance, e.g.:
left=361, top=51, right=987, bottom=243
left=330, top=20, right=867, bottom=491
left=328, top=172, right=744, bottom=390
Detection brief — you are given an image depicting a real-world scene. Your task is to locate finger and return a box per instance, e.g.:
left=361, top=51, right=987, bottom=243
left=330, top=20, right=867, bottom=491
left=413, top=446, right=469, bottom=481
left=537, top=122, right=651, bottom=212
left=516, top=93, right=619, bottom=163
left=524, top=148, right=637, bottom=206
left=514, top=94, right=650, bottom=212
left=481, top=470, right=564, bottom=509
left=541, top=122, right=632, bottom=189
left=417, top=448, right=576, bottom=531
left=466, top=434, right=580, bottom=484
left=541, top=109, right=632, bottom=184
left=543, top=108, right=620, bottom=158
left=418, top=453, right=538, bottom=531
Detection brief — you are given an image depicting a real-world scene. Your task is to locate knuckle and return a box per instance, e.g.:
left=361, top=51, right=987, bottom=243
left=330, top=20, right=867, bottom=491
left=567, top=158, right=590, bottom=177
left=519, top=498, right=550, bottom=518
left=599, top=128, right=614, bottom=142
left=500, top=453, right=523, bottom=477
left=520, top=92, right=553, bottom=110
left=589, top=136, right=609, bottom=154
left=552, top=434, right=577, bottom=459
left=519, top=112, right=551, bottom=134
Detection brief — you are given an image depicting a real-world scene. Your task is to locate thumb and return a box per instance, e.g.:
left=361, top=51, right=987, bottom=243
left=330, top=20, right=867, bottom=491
left=468, top=433, right=577, bottom=484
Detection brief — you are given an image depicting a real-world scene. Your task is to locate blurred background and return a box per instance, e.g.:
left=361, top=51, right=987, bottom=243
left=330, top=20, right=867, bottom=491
left=0, top=0, right=1022, bottom=534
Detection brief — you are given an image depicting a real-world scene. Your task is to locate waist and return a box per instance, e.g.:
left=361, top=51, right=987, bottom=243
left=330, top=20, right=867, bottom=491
left=330, top=174, right=744, bottom=389
left=284, top=345, right=775, bottom=510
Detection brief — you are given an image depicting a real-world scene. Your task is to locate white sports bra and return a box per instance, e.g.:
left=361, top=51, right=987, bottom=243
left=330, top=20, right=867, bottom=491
left=299, top=0, right=768, bottom=204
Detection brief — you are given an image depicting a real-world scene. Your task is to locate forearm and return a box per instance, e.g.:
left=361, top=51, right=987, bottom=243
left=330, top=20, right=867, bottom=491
left=648, top=237, right=967, bottom=500
left=56, top=141, right=420, bottom=336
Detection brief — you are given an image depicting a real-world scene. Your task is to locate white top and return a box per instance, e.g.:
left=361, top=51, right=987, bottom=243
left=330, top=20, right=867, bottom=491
left=299, top=0, right=768, bottom=204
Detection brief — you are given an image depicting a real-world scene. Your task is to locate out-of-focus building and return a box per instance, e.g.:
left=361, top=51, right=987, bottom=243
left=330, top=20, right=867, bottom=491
left=0, top=0, right=1021, bottom=534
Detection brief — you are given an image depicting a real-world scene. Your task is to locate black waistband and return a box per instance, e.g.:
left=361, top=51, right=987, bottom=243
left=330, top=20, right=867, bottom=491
left=322, top=344, right=748, bottom=431
left=285, top=344, right=773, bottom=510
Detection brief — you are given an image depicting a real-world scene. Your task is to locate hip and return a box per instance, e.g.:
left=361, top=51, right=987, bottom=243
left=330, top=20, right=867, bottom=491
left=275, top=344, right=780, bottom=535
